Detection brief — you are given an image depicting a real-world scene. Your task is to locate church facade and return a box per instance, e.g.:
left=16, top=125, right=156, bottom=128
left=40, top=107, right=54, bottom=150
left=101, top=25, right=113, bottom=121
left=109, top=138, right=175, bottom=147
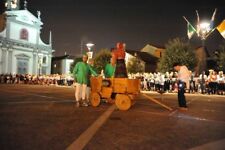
left=0, top=0, right=53, bottom=75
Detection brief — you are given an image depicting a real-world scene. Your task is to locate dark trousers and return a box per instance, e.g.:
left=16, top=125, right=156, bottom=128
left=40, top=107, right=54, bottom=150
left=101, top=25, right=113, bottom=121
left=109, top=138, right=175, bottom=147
left=114, top=59, right=128, bottom=78
left=178, top=81, right=187, bottom=108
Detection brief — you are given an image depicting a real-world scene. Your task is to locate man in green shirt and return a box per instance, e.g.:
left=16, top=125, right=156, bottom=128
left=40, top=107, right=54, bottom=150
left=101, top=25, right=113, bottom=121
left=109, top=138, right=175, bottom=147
left=104, top=57, right=116, bottom=78
left=73, top=54, right=97, bottom=107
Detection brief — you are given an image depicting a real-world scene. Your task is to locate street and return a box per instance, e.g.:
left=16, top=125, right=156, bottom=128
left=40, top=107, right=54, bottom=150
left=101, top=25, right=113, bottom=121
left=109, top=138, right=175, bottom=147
left=0, top=84, right=225, bottom=150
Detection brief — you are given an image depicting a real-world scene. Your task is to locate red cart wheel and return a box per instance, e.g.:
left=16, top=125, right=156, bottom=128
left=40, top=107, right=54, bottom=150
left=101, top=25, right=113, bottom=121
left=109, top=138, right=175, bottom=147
left=90, top=92, right=101, bottom=107
left=115, top=94, right=131, bottom=111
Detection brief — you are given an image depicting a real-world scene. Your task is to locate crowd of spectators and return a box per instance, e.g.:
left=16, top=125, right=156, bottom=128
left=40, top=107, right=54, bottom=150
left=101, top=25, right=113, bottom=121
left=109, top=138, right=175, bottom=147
left=129, top=70, right=225, bottom=95
left=0, top=74, right=74, bottom=86
left=1, top=70, right=224, bottom=95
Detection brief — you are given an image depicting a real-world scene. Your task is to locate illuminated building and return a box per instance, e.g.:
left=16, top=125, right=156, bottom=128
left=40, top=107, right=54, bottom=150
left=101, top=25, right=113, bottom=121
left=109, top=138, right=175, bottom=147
left=0, top=0, right=53, bottom=75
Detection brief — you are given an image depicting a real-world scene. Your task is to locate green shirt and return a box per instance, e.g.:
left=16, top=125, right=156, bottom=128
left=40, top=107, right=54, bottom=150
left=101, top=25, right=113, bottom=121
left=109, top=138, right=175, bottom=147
left=104, top=63, right=115, bottom=78
left=87, top=65, right=97, bottom=86
left=73, top=62, right=97, bottom=84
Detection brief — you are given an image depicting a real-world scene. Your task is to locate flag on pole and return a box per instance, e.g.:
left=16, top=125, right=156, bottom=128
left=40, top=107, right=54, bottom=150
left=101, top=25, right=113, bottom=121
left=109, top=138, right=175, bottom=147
left=217, top=20, right=225, bottom=39
left=187, top=22, right=196, bottom=39
left=183, top=16, right=196, bottom=39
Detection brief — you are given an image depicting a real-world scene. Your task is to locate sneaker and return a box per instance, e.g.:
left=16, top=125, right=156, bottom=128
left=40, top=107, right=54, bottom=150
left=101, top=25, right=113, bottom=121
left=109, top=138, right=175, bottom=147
left=76, top=101, right=80, bottom=107
left=81, top=101, right=88, bottom=107
left=86, top=101, right=91, bottom=106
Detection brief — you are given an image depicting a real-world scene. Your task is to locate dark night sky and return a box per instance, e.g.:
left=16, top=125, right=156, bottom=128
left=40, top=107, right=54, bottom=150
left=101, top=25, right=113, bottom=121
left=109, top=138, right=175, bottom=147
left=2, top=0, right=225, bottom=56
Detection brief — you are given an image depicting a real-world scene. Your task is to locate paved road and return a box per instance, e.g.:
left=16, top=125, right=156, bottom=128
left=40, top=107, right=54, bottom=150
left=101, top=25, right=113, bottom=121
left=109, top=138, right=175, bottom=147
left=0, top=84, right=225, bottom=150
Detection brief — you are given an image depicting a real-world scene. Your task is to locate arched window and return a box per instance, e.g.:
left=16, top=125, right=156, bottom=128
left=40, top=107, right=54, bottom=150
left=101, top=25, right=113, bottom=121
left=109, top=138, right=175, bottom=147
left=20, top=28, right=29, bottom=40
left=43, top=56, right=47, bottom=64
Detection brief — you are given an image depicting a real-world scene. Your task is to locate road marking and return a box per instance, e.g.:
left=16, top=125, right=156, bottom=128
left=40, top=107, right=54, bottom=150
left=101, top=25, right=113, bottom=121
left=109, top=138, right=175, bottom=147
left=203, top=109, right=216, bottom=112
left=0, top=100, right=74, bottom=105
left=0, top=88, right=75, bottom=103
left=133, top=110, right=169, bottom=116
left=177, top=113, right=225, bottom=124
left=67, top=104, right=116, bottom=150
left=186, top=96, right=199, bottom=105
left=169, top=109, right=178, bottom=116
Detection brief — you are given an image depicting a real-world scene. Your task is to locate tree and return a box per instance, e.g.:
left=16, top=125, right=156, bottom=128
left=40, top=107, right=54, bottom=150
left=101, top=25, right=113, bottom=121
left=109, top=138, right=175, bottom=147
left=93, top=49, right=112, bottom=74
left=127, top=57, right=144, bottom=73
left=158, top=38, right=197, bottom=72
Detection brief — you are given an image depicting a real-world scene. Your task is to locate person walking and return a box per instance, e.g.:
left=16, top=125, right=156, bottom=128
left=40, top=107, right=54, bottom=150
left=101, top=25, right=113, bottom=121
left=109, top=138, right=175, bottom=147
left=173, top=63, right=190, bottom=110
left=73, top=54, right=97, bottom=107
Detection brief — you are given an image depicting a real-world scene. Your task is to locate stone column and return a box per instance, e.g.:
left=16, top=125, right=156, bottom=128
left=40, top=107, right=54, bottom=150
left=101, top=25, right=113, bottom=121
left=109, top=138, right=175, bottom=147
left=46, top=55, right=51, bottom=75
left=5, top=49, right=8, bottom=73
left=8, top=49, right=13, bottom=73
left=0, top=47, right=2, bottom=74
left=1, top=48, right=8, bottom=74
left=33, top=53, right=37, bottom=74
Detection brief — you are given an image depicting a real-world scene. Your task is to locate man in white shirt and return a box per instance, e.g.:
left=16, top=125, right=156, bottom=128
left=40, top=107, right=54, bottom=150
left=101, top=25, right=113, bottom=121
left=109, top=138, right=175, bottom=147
left=173, top=63, right=190, bottom=110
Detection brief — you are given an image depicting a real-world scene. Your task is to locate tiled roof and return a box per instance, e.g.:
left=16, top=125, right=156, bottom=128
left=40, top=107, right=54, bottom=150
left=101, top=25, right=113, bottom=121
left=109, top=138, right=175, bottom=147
left=126, top=50, right=158, bottom=63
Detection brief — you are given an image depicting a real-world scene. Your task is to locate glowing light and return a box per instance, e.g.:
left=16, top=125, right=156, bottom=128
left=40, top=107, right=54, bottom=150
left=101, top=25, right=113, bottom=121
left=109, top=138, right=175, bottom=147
left=86, top=43, right=94, bottom=51
left=198, top=21, right=211, bottom=40
left=200, top=22, right=211, bottom=32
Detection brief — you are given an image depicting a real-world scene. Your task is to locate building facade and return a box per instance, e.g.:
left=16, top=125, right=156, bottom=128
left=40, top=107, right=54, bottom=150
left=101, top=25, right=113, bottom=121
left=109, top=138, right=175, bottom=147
left=125, top=50, right=159, bottom=73
left=0, top=0, right=53, bottom=75
left=51, top=55, right=76, bottom=75
left=141, top=44, right=165, bottom=58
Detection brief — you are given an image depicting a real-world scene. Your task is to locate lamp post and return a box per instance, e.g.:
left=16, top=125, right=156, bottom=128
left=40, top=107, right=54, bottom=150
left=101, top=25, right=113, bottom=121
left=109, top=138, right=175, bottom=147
left=183, top=9, right=219, bottom=93
left=198, top=21, right=211, bottom=94
left=199, top=21, right=211, bottom=48
left=86, top=43, right=94, bottom=51
left=86, top=42, right=94, bottom=59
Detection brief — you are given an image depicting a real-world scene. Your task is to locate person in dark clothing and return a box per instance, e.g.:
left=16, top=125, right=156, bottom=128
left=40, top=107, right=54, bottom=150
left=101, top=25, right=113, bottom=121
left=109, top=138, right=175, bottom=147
left=173, top=63, right=190, bottom=110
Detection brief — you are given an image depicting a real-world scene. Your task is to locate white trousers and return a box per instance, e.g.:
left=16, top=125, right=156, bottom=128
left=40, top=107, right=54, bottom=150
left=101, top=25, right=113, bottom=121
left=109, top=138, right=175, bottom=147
left=86, top=87, right=91, bottom=102
left=75, top=83, right=87, bottom=102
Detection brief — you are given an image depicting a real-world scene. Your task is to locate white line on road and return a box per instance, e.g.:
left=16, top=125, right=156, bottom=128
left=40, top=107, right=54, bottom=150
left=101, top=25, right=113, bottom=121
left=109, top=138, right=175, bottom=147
left=0, top=100, right=74, bottom=105
left=66, top=104, right=116, bottom=150
left=169, top=96, right=198, bottom=116
left=0, top=89, right=75, bottom=104
left=169, top=96, right=225, bottom=125
left=169, top=109, right=178, bottom=116
left=187, top=97, right=198, bottom=105
left=133, top=110, right=169, bottom=116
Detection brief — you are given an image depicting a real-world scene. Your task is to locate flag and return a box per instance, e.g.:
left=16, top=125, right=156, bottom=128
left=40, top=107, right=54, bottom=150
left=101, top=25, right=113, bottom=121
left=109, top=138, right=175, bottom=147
left=187, top=23, right=196, bottom=39
left=217, top=20, right=225, bottom=39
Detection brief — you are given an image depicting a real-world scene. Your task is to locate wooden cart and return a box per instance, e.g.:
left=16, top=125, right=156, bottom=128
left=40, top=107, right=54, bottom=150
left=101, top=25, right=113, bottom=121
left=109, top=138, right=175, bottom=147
left=90, top=76, right=140, bottom=111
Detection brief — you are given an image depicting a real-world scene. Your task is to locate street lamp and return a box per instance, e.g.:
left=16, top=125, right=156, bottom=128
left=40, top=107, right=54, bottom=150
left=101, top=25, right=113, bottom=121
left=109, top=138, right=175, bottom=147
left=198, top=21, right=212, bottom=94
left=86, top=42, right=94, bottom=59
left=199, top=21, right=211, bottom=40
left=86, top=43, right=94, bottom=51
left=183, top=9, right=219, bottom=93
